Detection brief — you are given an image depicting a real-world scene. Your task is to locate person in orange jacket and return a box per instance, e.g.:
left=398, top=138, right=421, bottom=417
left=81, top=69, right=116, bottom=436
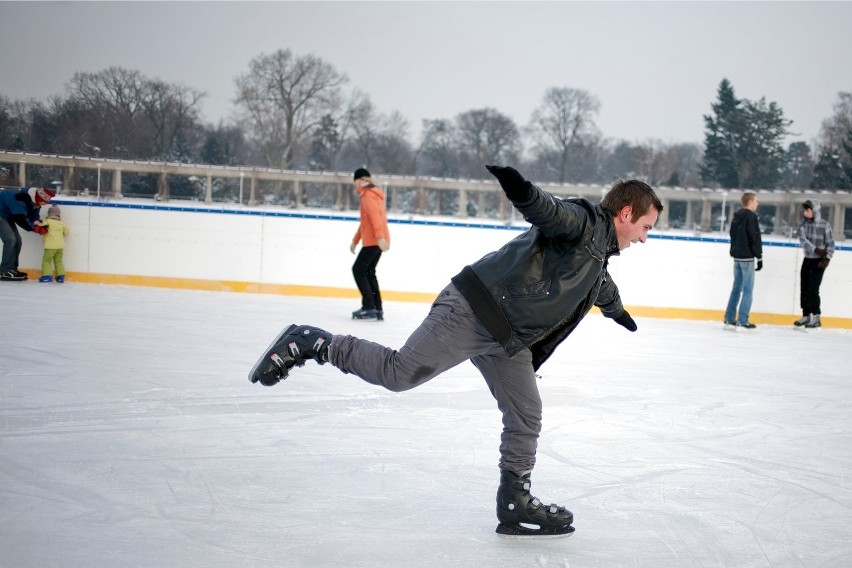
left=350, top=168, right=390, bottom=320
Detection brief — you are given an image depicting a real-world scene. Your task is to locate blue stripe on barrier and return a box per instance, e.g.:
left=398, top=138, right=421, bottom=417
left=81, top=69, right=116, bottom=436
left=50, top=198, right=850, bottom=251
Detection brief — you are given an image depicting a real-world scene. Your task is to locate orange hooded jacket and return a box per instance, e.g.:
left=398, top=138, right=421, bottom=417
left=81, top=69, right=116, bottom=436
left=353, top=183, right=390, bottom=248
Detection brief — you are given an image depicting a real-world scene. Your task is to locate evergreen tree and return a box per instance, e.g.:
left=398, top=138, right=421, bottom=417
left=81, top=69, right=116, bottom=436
left=701, top=79, right=791, bottom=189
left=701, top=79, right=743, bottom=188
left=782, top=141, right=814, bottom=189
left=737, top=97, right=790, bottom=188
left=308, top=114, right=341, bottom=171
left=811, top=146, right=851, bottom=189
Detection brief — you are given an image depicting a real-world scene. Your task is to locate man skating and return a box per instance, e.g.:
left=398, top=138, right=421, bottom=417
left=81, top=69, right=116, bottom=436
left=249, top=165, right=663, bottom=536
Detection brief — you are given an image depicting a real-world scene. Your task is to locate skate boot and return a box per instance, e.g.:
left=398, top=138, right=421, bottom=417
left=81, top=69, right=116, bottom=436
left=352, top=308, right=380, bottom=320
left=248, top=324, right=331, bottom=386
left=495, top=470, right=574, bottom=538
left=793, top=314, right=811, bottom=327
left=804, top=314, right=821, bottom=329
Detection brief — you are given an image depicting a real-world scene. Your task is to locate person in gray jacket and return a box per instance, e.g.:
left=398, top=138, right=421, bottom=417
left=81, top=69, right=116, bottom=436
left=795, top=200, right=834, bottom=328
left=248, top=165, right=663, bottom=537
left=724, top=192, right=763, bottom=328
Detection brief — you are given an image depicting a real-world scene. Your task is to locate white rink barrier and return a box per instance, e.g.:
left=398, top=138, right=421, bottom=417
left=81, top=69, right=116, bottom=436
left=16, top=198, right=852, bottom=327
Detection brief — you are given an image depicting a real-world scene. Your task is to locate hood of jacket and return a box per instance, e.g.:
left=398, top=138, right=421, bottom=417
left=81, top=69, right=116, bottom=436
left=802, top=199, right=822, bottom=223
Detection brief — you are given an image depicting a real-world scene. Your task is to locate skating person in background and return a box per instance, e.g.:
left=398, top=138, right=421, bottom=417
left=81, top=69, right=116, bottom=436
left=350, top=167, right=390, bottom=320
left=724, top=192, right=762, bottom=329
left=794, top=200, right=834, bottom=329
left=249, top=164, right=663, bottom=537
left=0, top=186, right=56, bottom=281
left=36, top=205, right=69, bottom=283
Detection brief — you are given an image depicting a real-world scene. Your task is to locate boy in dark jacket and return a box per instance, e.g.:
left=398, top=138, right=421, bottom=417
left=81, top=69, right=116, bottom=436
left=0, top=186, right=56, bottom=281
left=724, top=192, right=763, bottom=328
left=248, top=165, right=663, bottom=537
left=795, top=200, right=834, bottom=328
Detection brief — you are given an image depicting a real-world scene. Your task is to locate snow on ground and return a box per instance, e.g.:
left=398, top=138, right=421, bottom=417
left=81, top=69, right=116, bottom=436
left=1, top=282, right=851, bottom=567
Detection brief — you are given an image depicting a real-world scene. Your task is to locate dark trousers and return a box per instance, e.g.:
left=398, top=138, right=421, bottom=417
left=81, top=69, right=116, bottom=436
left=329, top=283, right=542, bottom=475
left=0, top=217, right=23, bottom=271
left=800, top=258, right=827, bottom=315
left=352, top=246, right=383, bottom=311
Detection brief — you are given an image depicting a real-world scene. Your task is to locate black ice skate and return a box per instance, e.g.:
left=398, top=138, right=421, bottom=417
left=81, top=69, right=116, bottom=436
left=248, top=324, right=331, bottom=386
left=495, top=470, right=574, bottom=538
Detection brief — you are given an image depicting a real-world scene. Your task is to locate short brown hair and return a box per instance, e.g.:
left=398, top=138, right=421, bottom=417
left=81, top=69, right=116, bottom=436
left=741, top=192, right=756, bottom=207
left=600, top=179, right=663, bottom=222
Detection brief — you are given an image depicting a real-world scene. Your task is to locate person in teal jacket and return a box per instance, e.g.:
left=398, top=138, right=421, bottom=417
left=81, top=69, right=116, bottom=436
left=36, top=205, right=69, bottom=283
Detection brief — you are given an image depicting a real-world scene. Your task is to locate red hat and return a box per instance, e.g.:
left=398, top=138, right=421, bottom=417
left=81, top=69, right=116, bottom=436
left=31, top=187, right=56, bottom=206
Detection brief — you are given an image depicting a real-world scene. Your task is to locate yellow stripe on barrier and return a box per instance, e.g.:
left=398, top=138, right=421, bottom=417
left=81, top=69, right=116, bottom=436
left=18, top=269, right=852, bottom=329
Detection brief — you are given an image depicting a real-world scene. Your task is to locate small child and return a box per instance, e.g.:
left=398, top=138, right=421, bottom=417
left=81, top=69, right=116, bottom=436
left=36, top=205, right=69, bottom=283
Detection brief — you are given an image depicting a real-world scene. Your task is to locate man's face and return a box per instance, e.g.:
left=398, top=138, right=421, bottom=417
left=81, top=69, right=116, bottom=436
left=614, top=206, right=659, bottom=251
left=803, top=207, right=814, bottom=220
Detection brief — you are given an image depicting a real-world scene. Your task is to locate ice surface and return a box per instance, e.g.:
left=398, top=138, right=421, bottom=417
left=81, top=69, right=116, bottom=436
left=1, top=282, right=851, bottom=567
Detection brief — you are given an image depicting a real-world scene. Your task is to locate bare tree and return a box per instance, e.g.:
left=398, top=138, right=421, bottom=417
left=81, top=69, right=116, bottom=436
left=66, top=67, right=148, bottom=156
left=527, top=87, right=601, bottom=182
left=455, top=108, right=520, bottom=178
left=234, top=49, right=347, bottom=169
left=341, top=89, right=380, bottom=168
left=140, top=80, right=205, bottom=159
left=417, top=119, right=460, bottom=177
left=816, top=92, right=852, bottom=162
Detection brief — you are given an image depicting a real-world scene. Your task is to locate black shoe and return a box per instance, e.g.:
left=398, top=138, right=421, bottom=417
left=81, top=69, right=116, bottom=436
left=352, top=308, right=380, bottom=320
left=12, top=269, right=28, bottom=280
left=495, top=470, right=574, bottom=537
left=738, top=322, right=756, bottom=329
left=0, top=269, right=27, bottom=281
left=723, top=319, right=736, bottom=326
left=248, top=324, right=331, bottom=386
left=376, top=310, right=384, bottom=321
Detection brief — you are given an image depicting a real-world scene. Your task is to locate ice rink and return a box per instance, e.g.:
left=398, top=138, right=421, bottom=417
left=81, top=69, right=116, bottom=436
left=2, top=282, right=851, bottom=567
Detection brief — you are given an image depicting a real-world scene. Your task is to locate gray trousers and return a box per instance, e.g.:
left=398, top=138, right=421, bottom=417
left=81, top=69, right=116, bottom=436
left=329, top=283, right=542, bottom=475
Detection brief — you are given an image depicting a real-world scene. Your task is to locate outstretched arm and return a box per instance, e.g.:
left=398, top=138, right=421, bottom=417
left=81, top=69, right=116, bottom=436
left=486, top=165, right=585, bottom=242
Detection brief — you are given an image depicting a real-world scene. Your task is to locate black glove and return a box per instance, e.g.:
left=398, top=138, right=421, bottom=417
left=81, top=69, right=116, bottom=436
left=818, top=258, right=830, bottom=269
left=815, top=248, right=827, bottom=258
left=756, top=258, right=763, bottom=271
left=485, top=165, right=533, bottom=202
left=614, top=310, right=637, bottom=332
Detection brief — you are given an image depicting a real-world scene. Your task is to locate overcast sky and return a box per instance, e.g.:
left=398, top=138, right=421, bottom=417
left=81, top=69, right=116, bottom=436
left=1, top=1, right=850, bottom=147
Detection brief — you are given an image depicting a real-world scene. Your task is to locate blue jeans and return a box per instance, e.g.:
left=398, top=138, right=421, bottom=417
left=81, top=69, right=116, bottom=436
left=725, top=259, right=756, bottom=325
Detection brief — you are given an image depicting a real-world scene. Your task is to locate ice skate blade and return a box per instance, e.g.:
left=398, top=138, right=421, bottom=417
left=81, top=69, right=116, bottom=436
left=248, top=324, right=299, bottom=385
left=496, top=523, right=574, bottom=539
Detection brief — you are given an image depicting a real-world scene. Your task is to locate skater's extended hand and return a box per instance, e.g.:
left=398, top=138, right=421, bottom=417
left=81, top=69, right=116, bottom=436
left=485, top=165, right=533, bottom=202
left=378, top=237, right=390, bottom=252
left=350, top=242, right=357, bottom=254
left=614, top=310, right=637, bottom=332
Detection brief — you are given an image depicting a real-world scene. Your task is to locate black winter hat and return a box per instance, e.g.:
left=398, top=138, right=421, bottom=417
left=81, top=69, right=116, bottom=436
left=353, top=167, right=371, bottom=180
left=802, top=200, right=813, bottom=210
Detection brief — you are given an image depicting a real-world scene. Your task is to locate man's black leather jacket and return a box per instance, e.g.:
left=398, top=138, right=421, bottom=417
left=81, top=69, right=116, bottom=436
left=452, top=184, right=625, bottom=370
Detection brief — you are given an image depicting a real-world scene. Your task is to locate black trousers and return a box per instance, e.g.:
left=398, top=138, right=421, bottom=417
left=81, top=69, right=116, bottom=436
left=800, top=257, right=827, bottom=315
left=352, top=245, right=383, bottom=311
